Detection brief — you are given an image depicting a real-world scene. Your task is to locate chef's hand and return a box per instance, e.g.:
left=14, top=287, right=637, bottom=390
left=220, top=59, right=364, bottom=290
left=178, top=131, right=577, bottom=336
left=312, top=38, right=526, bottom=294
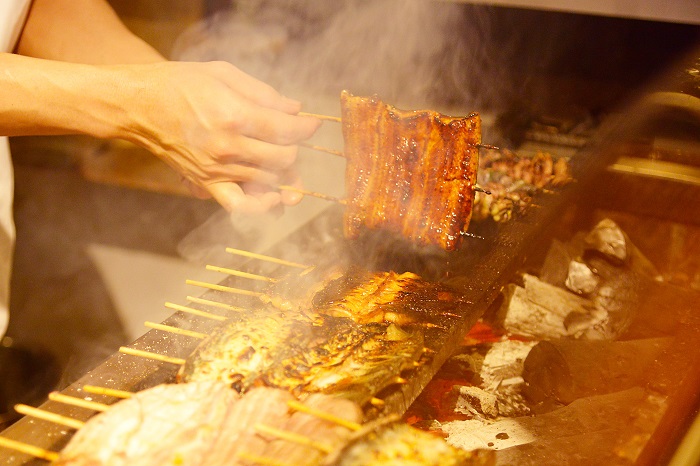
left=122, top=61, right=321, bottom=214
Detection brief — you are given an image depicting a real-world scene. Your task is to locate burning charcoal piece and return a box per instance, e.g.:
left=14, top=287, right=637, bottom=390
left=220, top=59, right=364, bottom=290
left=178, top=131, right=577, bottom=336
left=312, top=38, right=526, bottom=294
left=584, top=218, right=629, bottom=264
left=522, top=338, right=672, bottom=406
left=497, top=274, right=598, bottom=340
left=565, top=260, right=599, bottom=295
left=450, top=385, right=499, bottom=418
left=583, top=219, right=660, bottom=279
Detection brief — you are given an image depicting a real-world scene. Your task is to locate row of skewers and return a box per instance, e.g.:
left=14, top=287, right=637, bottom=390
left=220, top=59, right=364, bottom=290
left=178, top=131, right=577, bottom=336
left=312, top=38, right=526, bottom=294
left=0, top=247, right=492, bottom=465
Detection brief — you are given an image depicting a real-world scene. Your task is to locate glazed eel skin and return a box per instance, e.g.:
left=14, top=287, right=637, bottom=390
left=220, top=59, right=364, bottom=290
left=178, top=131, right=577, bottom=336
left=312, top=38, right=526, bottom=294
left=340, top=91, right=480, bottom=251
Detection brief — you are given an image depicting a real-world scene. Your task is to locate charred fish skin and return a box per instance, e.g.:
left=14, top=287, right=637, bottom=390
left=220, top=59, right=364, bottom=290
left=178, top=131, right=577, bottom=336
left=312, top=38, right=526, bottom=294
left=340, top=91, right=480, bottom=251
left=312, top=267, right=464, bottom=327
left=263, top=320, right=425, bottom=407
left=177, top=308, right=296, bottom=392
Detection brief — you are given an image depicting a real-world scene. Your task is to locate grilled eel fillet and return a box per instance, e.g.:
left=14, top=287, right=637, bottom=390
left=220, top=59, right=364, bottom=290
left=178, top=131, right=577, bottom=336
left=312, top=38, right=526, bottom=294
left=340, top=90, right=481, bottom=251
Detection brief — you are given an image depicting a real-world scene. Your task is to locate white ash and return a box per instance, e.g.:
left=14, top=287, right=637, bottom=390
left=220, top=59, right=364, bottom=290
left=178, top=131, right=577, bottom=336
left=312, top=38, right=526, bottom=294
left=451, top=386, right=499, bottom=418
left=499, top=274, right=597, bottom=339
left=446, top=340, right=535, bottom=420
left=565, top=260, right=599, bottom=295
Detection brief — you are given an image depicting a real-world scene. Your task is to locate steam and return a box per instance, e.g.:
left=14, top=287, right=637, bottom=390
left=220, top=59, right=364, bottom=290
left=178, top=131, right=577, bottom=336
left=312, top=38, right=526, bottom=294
left=172, top=0, right=478, bottom=108
left=172, top=0, right=500, bottom=265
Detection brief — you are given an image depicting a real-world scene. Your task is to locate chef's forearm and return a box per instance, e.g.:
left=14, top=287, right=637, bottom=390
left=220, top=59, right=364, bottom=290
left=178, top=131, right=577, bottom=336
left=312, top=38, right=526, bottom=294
left=0, top=53, right=146, bottom=140
left=16, top=0, right=164, bottom=65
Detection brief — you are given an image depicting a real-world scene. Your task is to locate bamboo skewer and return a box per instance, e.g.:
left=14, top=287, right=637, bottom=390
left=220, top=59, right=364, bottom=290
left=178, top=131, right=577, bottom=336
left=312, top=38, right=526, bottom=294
left=0, top=436, right=59, bottom=462
left=165, top=301, right=229, bottom=321
left=186, top=279, right=265, bottom=298
left=277, top=185, right=347, bottom=205
left=118, top=347, right=185, bottom=365
left=186, top=296, right=247, bottom=313
left=48, top=392, right=110, bottom=412
left=206, top=265, right=278, bottom=283
left=254, top=423, right=333, bottom=454
left=82, top=385, right=133, bottom=399
left=299, top=142, right=345, bottom=157
left=225, top=247, right=310, bottom=270
left=298, top=112, right=341, bottom=123
left=286, top=400, right=361, bottom=431
left=144, top=321, right=207, bottom=339
left=369, top=397, right=385, bottom=407
left=14, top=404, right=84, bottom=430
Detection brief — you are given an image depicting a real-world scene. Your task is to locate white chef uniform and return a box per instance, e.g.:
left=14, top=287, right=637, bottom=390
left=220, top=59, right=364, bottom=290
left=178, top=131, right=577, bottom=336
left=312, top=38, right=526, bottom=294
left=0, top=0, right=32, bottom=337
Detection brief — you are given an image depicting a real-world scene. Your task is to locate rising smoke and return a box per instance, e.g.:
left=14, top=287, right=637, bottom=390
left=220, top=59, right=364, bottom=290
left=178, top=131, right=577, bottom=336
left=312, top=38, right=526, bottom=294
left=172, top=0, right=490, bottom=109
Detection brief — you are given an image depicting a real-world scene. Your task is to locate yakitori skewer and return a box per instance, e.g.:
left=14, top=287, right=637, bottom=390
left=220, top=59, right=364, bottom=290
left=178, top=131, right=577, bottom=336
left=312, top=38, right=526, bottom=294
left=48, top=392, right=110, bottom=412
left=118, top=347, right=185, bottom=365
left=0, top=436, right=59, bottom=462
left=144, top=321, right=207, bottom=339
left=225, top=247, right=311, bottom=270
left=254, top=423, right=333, bottom=454
left=82, top=385, right=133, bottom=399
left=206, top=265, right=278, bottom=283
left=165, top=301, right=229, bottom=321
left=277, top=185, right=347, bottom=205
left=298, top=112, right=341, bottom=123
left=286, top=400, right=361, bottom=432
left=186, top=295, right=247, bottom=313
left=185, top=279, right=266, bottom=297
left=299, top=142, right=345, bottom=157
left=14, top=404, right=84, bottom=430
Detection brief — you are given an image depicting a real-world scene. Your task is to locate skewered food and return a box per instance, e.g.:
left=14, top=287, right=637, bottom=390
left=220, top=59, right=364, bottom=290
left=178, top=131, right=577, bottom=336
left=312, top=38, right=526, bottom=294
left=311, top=268, right=464, bottom=326
left=340, top=91, right=480, bottom=251
left=178, top=308, right=425, bottom=406
left=474, top=149, right=572, bottom=222
left=52, top=383, right=361, bottom=466
left=324, top=416, right=495, bottom=466
left=179, top=268, right=462, bottom=405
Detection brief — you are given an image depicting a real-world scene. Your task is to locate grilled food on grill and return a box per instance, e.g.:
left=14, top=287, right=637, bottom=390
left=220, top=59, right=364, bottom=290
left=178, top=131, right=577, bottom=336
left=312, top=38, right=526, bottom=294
left=179, top=268, right=461, bottom=405
left=474, top=149, right=572, bottom=222
left=340, top=91, right=480, bottom=251
left=53, top=383, right=361, bottom=466
left=325, top=417, right=495, bottom=466
left=311, top=268, right=463, bottom=326
left=178, top=310, right=425, bottom=406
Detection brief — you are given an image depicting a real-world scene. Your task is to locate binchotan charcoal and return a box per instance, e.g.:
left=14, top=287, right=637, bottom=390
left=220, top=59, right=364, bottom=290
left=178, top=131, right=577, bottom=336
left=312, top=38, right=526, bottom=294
left=497, top=274, right=603, bottom=340
left=539, top=233, right=587, bottom=288
left=565, top=260, right=600, bottom=295
left=584, top=219, right=660, bottom=279
left=449, top=385, right=500, bottom=418
left=521, top=338, right=672, bottom=406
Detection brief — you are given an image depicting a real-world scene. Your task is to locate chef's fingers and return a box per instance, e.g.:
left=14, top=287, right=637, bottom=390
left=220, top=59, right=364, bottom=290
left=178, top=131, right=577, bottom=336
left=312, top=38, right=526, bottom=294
left=217, top=136, right=299, bottom=171
left=207, top=182, right=283, bottom=214
left=208, top=62, right=302, bottom=114
left=278, top=168, right=304, bottom=206
left=233, top=99, right=321, bottom=146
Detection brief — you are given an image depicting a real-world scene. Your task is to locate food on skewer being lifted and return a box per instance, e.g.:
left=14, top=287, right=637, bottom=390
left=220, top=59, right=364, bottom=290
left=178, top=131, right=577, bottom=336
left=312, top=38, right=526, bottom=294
left=340, top=91, right=480, bottom=251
